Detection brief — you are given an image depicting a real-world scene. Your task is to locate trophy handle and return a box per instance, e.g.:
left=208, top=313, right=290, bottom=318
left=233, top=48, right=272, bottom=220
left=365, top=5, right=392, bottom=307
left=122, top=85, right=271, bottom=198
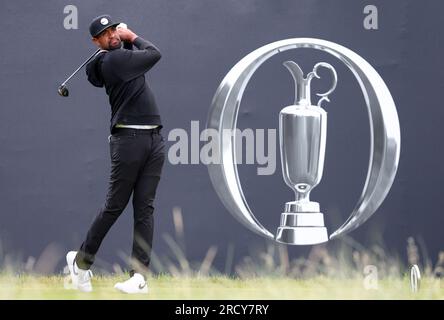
left=310, top=62, right=338, bottom=107
left=207, top=38, right=400, bottom=241
left=283, top=61, right=337, bottom=108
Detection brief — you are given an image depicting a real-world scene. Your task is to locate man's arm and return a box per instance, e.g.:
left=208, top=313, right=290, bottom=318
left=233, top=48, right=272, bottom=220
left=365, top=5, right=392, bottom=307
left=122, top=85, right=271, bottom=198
left=111, top=28, right=162, bottom=81
left=122, top=40, right=133, bottom=50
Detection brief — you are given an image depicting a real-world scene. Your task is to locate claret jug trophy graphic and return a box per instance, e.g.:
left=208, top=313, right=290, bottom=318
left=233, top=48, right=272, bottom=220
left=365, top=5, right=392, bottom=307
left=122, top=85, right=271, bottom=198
left=277, top=61, right=337, bottom=245
left=207, top=38, right=400, bottom=245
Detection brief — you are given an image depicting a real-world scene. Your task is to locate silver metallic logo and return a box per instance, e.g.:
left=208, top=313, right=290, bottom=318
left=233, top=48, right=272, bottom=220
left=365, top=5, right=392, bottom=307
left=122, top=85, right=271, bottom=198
left=207, top=38, right=401, bottom=245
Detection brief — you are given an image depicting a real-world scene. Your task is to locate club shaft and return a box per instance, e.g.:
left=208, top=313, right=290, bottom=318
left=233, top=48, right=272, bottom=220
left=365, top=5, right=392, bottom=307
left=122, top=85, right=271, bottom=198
left=61, top=49, right=102, bottom=86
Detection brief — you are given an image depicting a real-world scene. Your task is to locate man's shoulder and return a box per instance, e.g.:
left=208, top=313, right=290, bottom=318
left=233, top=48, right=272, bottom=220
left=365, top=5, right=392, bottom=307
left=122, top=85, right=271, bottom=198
left=104, top=48, right=131, bottom=60
left=103, top=49, right=136, bottom=70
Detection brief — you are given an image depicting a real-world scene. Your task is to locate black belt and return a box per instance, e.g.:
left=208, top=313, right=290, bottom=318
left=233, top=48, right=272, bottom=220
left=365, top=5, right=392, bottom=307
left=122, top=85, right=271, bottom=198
left=113, top=127, right=161, bottom=135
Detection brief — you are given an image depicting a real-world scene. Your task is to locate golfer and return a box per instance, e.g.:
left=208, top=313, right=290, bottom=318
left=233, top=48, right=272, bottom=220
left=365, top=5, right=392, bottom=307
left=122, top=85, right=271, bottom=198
left=66, top=15, right=165, bottom=294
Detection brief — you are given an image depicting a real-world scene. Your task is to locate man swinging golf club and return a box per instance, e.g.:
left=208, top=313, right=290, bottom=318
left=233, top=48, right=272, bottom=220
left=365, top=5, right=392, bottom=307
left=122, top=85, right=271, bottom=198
left=66, top=14, right=165, bottom=294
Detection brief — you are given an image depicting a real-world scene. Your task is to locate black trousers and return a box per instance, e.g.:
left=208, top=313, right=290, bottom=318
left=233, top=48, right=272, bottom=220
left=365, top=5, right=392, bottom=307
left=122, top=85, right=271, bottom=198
left=75, top=127, right=165, bottom=274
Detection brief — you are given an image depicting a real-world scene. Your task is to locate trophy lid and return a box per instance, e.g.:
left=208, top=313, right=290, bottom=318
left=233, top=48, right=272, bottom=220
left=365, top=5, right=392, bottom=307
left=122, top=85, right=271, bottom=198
left=284, top=61, right=337, bottom=108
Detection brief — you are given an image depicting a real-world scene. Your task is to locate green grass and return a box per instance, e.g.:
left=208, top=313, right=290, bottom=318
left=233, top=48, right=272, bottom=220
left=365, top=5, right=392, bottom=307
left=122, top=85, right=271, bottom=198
left=0, top=274, right=443, bottom=300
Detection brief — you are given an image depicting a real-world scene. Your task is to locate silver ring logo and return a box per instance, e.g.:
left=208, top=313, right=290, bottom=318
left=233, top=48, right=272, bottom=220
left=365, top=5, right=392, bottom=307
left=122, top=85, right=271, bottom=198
left=206, top=38, right=400, bottom=242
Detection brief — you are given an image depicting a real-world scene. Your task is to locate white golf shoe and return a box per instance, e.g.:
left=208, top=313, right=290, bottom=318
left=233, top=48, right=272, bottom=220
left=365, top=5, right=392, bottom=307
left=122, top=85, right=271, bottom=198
left=66, top=251, right=93, bottom=292
left=66, top=251, right=78, bottom=288
left=114, top=273, right=148, bottom=294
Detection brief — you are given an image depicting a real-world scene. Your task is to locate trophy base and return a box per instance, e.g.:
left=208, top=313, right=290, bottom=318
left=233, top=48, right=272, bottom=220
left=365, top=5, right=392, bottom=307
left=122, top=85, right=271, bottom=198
left=275, top=201, right=329, bottom=245
left=276, top=226, right=328, bottom=245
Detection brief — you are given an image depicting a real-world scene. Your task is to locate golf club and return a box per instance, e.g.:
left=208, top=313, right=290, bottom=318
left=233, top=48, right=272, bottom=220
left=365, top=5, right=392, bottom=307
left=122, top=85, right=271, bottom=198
left=58, top=48, right=103, bottom=97
left=58, top=23, right=127, bottom=97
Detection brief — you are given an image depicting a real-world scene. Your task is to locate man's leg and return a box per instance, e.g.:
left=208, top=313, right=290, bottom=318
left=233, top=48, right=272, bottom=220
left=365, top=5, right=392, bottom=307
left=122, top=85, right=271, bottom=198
left=76, top=134, right=144, bottom=270
left=130, top=130, right=165, bottom=274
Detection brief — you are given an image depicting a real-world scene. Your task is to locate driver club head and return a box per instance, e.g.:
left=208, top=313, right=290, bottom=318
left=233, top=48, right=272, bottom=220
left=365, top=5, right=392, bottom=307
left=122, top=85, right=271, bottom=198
left=58, top=85, right=69, bottom=97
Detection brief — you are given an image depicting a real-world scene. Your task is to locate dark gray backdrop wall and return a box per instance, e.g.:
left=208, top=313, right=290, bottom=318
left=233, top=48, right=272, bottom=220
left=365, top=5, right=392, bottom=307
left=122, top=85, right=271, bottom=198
left=0, top=0, right=443, bottom=273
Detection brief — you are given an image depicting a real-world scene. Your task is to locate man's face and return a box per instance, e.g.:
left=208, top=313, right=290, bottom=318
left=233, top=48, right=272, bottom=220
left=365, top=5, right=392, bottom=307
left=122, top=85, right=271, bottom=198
left=92, top=26, right=121, bottom=50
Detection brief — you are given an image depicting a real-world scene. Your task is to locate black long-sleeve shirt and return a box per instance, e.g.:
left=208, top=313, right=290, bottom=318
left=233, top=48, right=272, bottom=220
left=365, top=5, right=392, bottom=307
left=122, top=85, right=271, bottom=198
left=86, top=37, right=162, bottom=133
